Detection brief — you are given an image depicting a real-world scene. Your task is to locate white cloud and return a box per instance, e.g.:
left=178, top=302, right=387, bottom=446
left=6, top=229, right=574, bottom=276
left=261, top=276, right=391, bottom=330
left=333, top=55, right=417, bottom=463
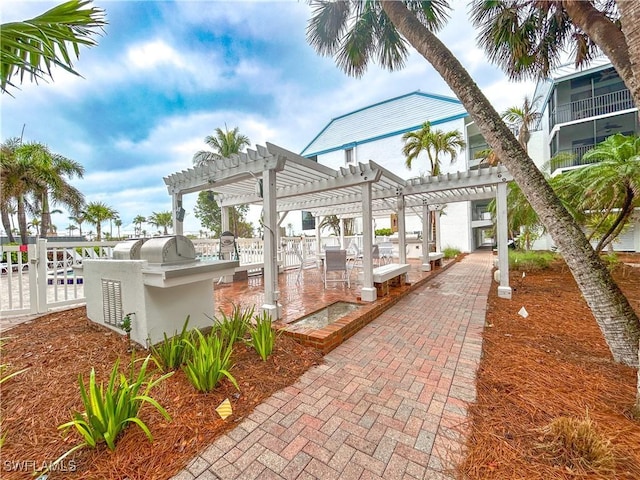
left=127, top=39, right=187, bottom=70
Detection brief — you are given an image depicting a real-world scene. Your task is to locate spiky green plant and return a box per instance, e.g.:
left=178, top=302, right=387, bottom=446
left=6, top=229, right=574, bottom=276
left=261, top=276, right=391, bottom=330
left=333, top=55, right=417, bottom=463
left=248, top=311, right=277, bottom=361
left=214, top=303, right=254, bottom=345
left=58, top=355, right=172, bottom=453
left=183, top=329, right=238, bottom=393
left=150, top=316, right=192, bottom=371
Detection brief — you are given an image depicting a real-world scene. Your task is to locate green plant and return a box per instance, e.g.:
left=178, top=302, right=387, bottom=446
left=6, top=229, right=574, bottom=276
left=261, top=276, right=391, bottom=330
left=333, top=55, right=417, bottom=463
left=248, top=311, right=277, bottom=361
left=214, top=304, right=254, bottom=345
left=375, top=227, right=393, bottom=237
left=150, top=316, right=192, bottom=371
left=183, top=329, right=238, bottom=393
left=509, top=250, right=557, bottom=271
left=58, top=355, right=172, bottom=453
left=601, top=252, right=621, bottom=272
left=442, top=246, right=460, bottom=259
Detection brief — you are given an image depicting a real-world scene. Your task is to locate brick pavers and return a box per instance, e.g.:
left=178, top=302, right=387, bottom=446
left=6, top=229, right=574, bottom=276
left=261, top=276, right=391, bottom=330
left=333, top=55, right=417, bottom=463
left=171, top=251, right=493, bottom=480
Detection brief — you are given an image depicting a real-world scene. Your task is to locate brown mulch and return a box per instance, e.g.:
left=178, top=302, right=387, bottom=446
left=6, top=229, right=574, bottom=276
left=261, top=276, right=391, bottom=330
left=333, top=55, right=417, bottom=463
left=460, top=254, right=640, bottom=479
left=0, top=311, right=322, bottom=479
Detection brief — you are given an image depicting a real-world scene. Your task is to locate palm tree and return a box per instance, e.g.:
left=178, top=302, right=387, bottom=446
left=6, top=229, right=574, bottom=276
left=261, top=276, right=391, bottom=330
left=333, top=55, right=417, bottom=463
left=13, top=142, right=84, bottom=237
left=147, top=211, right=173, bottom=235
left=67, top=224, right=78, bottom=236
left=554, top=134, right=640, bottom=253
left=28, top=218, right=40, bottom=236
left=402, top=122, right=466, bottom=175
left=469, top=1, right=640, bottom=111
left=84, top=201, right=116, bottom=241
left=114, top=218, right=122, bottom=239
left=1, top=0, right=106, bottom=94
left=132, top=215, right=146, bottom=237
left=193, top=125, right=251, bottom=167
left=68, top=207, right=86, bottom=236
left=306, top=0, right=639, bottom=366
left=318, top=215, right=341, bottom=236
left=501, top=96, right=541, bottom=154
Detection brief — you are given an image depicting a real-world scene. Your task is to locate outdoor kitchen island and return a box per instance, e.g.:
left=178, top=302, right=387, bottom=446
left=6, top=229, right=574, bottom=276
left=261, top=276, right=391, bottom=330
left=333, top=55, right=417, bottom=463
left=81, top=235, right=238, bottom=347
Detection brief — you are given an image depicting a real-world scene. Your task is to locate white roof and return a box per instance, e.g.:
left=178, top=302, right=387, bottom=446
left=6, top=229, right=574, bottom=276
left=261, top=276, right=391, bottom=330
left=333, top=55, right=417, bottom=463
left=300, top=91, right=467, bottom=157
left=164, top=143, right=512, bottom=217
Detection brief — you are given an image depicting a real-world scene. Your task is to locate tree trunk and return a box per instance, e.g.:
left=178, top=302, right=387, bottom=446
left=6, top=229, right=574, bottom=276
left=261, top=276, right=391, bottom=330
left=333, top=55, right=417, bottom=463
left=1, top=208, right=15, bottom=243
left=17, top=196, right=28, bottom=245
left=40, top=190, right=51, bottom=238
left=560, top=1, right=640, bottom=112
left=380, top=1, right=640, bottom=366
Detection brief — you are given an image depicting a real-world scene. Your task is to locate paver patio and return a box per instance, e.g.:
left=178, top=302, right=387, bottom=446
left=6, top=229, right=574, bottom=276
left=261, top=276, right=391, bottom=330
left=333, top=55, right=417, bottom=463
left=171, top=251, right=493, bottom=480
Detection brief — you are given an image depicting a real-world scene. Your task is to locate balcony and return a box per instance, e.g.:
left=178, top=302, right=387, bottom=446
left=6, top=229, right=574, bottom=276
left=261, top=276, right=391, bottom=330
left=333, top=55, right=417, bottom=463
left=550, top=144, right=600, bottom=173
left=550, top=89, right=634, bottom=128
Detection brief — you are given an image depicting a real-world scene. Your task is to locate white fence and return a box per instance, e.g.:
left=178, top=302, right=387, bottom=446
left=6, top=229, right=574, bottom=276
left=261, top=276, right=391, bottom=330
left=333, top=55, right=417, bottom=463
left=0, top=235, right=383, bottom=318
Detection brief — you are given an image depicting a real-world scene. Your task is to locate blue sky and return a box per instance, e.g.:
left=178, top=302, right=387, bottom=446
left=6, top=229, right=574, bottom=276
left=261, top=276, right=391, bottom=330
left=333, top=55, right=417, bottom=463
left=1, top=0, right=533, bottom=236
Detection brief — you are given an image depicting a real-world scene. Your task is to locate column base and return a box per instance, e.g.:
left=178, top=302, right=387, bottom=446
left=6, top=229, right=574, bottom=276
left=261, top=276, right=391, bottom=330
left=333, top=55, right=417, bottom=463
left=360, top=287, right=377, bottom=302
left=497, top=286, right=512, bottom=299
left=261, top=303, right=281, bottom=320
left=421, top=263, right=432, bottom=272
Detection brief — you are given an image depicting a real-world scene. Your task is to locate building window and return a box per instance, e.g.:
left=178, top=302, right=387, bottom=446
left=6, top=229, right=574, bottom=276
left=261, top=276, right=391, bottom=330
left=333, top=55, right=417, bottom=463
left=345, top=148, right=354, bottom=165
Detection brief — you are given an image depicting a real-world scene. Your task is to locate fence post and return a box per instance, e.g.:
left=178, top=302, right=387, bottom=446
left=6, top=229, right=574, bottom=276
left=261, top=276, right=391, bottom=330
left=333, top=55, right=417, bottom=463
left=37, top=238, right=48, bottom=313
left=27, top=243, right=39, bottom=314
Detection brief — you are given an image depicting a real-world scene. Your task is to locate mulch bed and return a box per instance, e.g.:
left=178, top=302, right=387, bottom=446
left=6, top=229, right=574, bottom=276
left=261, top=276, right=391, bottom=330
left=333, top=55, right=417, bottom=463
left=459, top=254, right=640, bottom=479
left=0, top=311, right=322, bottom=479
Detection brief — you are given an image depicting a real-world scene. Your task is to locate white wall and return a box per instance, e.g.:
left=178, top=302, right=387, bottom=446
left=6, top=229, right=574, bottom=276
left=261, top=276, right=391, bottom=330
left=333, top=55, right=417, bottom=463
left=440, top=202, right=472, bottom=252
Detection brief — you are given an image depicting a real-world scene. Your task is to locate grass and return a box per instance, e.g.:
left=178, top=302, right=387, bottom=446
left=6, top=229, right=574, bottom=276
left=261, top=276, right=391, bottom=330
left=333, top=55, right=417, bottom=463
left=537, top=413, right=616, bottom=475
left=509, top=250, right=557, bottom=271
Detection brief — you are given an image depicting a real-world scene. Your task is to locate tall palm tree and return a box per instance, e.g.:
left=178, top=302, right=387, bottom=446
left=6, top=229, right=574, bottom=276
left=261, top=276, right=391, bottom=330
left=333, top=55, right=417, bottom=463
left=1, top=0, right=106, bottom=94
left=554, top=133, right=640, bottom=253
left=402, top=122, right=466, bottom=175
left=306, top=0, right=639, bottom=366
left=114, top=218, right=122, bottom=239
left=68, top=206, right=86, bottom=236
left=147, top=211, right=173, bottom=235
left=132, top=215, right=147, bottom=237
left=469, top=1, right=640, bottom=111
left=192, top=125, right=251, bottom=167
left=13, top=142, right=84, bottom=237
left=84, top=201, right=116, bottom=241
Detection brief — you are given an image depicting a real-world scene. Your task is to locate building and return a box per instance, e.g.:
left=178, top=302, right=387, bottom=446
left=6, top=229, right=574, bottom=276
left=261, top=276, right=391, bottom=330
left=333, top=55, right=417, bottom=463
left=300, top=91, right=494, bottom=252
left=529, top=58, right=640, bottom=251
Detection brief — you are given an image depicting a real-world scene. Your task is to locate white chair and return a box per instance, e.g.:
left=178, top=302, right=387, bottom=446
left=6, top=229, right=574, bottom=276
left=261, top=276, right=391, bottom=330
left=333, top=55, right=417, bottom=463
left=372, top=244, right=381, bottom=267
left=294, top=245, right=317, bottom=283
left=347, top=242, right=363, bottom=270
left=379, top=242, right=394, bottom=264
left=323, top=249, right=350, bottom=288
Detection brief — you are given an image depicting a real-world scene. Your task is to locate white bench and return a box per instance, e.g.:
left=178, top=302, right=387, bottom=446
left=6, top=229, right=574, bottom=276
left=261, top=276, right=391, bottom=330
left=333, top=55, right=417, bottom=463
left=372, top=263, right=411, bottom=296
left=428, top=252, right=444, bottom=269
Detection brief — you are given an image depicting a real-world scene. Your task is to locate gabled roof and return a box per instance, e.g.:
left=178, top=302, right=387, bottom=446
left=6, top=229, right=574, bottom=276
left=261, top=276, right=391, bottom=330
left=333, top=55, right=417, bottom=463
left=300, top=91, right=467, bottom=157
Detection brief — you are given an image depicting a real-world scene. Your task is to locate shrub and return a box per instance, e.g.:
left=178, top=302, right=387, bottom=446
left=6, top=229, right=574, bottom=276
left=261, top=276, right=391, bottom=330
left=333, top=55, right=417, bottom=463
left=509, top=250, right=557, bottom=271
left=58, top=355, right=173, bottom=452
left=248, top=311, right=276, bottom=361
left=442, top=246, right=460, bottom=259
left=375, top=228, right=393, bottom=237
left=214, top=304, right=254, bottom=345
left=537, top=414, right=616, bottom=475
left=150, top=316, right=192, bottom=371
left=183, top=329, right=238, bottom=393
left=601, top=252, right=621, bottom=272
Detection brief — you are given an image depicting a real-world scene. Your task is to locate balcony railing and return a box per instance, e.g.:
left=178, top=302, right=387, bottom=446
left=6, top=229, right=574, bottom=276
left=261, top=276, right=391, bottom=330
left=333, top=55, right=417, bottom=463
left=550, top=89, right=634, bottom=128
left=551, top=144, right=601, bottom=172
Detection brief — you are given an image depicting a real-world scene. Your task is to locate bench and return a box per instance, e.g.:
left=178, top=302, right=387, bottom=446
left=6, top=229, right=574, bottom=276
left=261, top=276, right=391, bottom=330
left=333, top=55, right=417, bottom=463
left=428, top=252, right=444, bottom=269
left=372, top=263, right=411, bottom=296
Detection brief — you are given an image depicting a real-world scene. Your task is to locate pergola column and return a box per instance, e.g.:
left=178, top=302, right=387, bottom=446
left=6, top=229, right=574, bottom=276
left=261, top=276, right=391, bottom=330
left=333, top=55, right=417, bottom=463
left=435, top=209, right=442, bottom=252
left=262, top=168, right=280, bottom=318
left=315, top=215, right=323, bottom=253
left=421, top=202, right=431, bottom=271
left=361, top=182, right=376, bottom=302
left=496, top=181, right=512, bottom=299
left=339, top=217, right=345, bottom=248
left=397, top=195, right=407, bottom=264
left=172, top=192, right=184, bottom=236
left=221, top=206, right=230, bottom=233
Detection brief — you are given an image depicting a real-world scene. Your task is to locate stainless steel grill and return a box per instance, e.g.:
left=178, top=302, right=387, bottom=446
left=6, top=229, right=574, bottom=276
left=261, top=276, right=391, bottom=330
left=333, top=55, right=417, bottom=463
left=113, top=238, right=146, bottom=260
left=139, top=235, right=196, bottom=266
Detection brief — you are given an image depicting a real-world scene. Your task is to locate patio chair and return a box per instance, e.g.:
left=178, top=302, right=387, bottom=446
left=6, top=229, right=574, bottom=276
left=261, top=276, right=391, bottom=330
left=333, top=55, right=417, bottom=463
left=378, top=242, right=394, bottom=264
left=347, top=242, right=363, bottom=270
left=372, top=244, right=381, bottom=268
left=294, top=245, right=317, bottom=283
left=323, top=249, right=350, bottom=289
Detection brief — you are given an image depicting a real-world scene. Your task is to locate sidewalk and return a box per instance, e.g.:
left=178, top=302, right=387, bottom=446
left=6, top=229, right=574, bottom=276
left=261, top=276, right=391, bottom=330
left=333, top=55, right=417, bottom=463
left=171, top=251, right=493, bottom=480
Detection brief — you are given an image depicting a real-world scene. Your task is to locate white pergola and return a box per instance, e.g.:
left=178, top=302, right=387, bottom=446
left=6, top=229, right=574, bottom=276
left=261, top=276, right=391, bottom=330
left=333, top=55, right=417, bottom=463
left=164, top=143, right=513, bottom=319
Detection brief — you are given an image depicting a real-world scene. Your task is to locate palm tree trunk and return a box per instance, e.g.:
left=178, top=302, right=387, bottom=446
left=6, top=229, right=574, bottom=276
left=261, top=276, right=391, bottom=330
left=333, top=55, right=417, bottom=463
left=1, top=208, right=14, bottom=243
left=380, top=0, right=640, bottom=366
left=17, top=196, right=28, bottom=244
left=560, top=1, right=640, bottom=111
left=40, top=190, right=51, bottom=238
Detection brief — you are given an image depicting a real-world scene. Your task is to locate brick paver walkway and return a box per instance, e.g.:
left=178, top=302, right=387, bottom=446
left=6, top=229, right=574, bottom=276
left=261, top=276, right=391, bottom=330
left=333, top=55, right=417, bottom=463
left=171, top=251, right=493, bottom=480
